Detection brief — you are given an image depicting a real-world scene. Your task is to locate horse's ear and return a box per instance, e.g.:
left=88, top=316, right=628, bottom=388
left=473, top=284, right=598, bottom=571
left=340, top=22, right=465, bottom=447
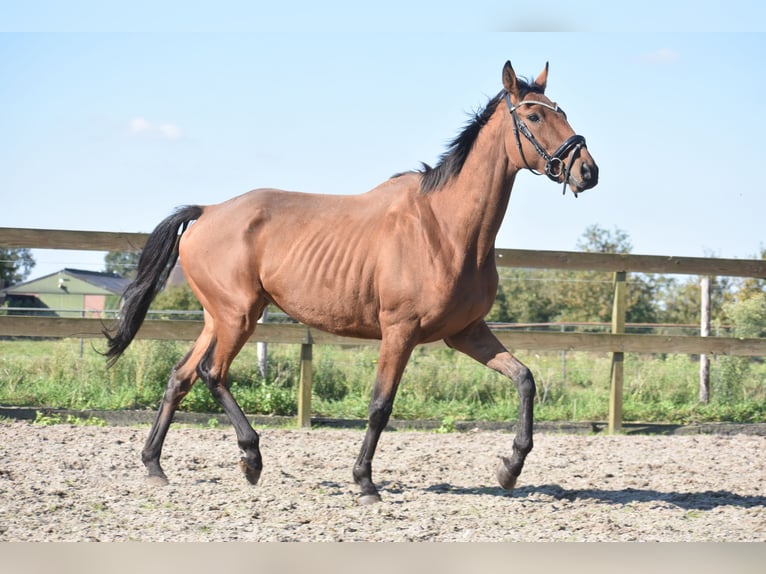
left=502, top=60, right=519, bottom=99
left=535, top=62, right=549, bottom=92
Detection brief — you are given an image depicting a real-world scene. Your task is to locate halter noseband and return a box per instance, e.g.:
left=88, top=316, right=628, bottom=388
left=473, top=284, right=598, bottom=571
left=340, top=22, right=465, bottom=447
left=505, top=92, right=586, bottom=197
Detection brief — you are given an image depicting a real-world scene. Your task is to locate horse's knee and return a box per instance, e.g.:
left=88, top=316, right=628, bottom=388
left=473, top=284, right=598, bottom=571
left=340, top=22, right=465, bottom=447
left=515, top=367, right=536, bottom=400
left=368, top=399, right=393, bottom=430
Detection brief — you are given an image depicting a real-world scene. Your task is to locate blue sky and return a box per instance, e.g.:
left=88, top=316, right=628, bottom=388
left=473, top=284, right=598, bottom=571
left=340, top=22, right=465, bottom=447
left=2, top=4, right=766, bottom=279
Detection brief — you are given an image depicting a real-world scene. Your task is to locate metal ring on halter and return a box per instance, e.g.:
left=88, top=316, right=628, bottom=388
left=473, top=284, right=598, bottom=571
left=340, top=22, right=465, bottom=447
left=545, top=157, right=564, bottom=179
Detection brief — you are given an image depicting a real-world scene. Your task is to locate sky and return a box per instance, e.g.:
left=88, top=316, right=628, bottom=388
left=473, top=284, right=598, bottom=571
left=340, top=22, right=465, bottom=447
left=2, top=2, right=766, bottom=280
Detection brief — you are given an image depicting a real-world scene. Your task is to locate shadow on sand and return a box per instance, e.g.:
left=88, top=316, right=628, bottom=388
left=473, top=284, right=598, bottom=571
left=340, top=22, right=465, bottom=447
left=420, top=482, right=766, bottom=510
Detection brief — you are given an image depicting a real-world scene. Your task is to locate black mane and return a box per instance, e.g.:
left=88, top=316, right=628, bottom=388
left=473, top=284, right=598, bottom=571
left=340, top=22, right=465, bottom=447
left=400, top=78, right=543, bottom=194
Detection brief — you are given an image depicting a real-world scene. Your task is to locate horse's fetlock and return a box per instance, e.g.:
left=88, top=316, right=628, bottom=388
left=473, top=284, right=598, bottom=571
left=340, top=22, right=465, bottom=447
left=513, top=435, right=534, bottom=457
left=238, top=436, right=261, bottom=455
left=353, top=462, right=371, bottom=485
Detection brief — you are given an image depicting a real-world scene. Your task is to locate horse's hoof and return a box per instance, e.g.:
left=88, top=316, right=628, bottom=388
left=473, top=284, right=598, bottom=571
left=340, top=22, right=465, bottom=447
left=239, top=459, right=262, bottom=485
left=497, top=458, right=518, bottom=491
left=147, top=474, right=170, bottom=487
left=358, top=493, right=382, bottom=505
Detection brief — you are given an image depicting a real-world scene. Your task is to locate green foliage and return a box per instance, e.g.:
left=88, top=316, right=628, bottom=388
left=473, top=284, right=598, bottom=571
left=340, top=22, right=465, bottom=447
left=493, top=225, right=660, bottom=325
left=104, top=251, right=139, bottom=280
left=576, top=224, right=633, bottom=254
left=657, top=275, right=734, bottom=327
left=0, top=248, right=35, bottom=286
left=436, top=415, right=457, bottom=433
left=710, top=294, right=766, bottom=407
left=312, top=353, right=351, bottom=401
left=1, top=339, right=765, bottom=424
left=174, top=348, right=299, bottom=415
left=724, top=292, right=766, bottom=338
left=150, top=284, right=203, bottom=314
left=733, top=246, right=766, bottom=301
left=33, top=411, right=106, bottom=427
left=559, top=225, right=656, bottom=323
left=493, top=269, right=562, bottom=323
left=32, top=410, right=65, bottom=426
left=486, top=283, right=511, bottom=322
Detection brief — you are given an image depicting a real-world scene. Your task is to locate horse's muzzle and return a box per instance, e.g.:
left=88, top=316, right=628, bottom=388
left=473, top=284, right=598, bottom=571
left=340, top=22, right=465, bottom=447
left=567, top=155, right=599, bottom=195
left=578, top=160, right=599, bottom=189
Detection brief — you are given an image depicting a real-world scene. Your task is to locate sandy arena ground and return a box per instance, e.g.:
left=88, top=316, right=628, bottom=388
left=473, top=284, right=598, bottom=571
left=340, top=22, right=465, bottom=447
left=1, top=421, right=764, bottom=542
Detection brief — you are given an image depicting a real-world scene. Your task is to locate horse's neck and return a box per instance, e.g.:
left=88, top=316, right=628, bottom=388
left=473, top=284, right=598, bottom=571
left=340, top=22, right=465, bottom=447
left=430, top=117, right=517, bottom=268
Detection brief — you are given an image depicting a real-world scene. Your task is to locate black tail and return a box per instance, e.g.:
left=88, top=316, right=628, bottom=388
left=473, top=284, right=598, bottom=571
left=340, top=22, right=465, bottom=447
left=103, top=205, right=204, bottom=366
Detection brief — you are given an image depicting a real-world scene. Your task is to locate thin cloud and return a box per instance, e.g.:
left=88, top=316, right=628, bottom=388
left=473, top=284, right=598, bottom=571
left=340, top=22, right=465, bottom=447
left=129, top=117, right=183, bottom=140
left=634, top=48, right=681, bottom=64
left=129, top=117, right=152, bottom=134
left=157, top=123, right=182, bottom=140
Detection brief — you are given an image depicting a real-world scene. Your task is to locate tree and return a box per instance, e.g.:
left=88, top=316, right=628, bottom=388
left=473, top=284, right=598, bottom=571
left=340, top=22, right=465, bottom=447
left=656, top=274, right=733, bottom=329
left=725, top=293, right=766, bottom=338
left=0, top=248, right=35, bottom=287
left=486, top=283, right=511, bottom=322
left=733, top=246, right=766, bottom=303
left=104, top=251, right=139, bottom=279
left=555, top=225, right=658, bottom=324
left=576, top=224, right=632, bottom=254
left=489, top=225, right=660, bottom=326
left=150, top=284, right=203, bottom=316
left=496, top=268, right=563, bottom=323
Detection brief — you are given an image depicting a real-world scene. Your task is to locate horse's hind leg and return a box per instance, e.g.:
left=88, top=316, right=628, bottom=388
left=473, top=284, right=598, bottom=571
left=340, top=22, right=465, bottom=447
left=445, top=320, right=536, bottom=491
left=141, top=329, right=212, bottom=485
left=197, top=314, right=263, bottom=485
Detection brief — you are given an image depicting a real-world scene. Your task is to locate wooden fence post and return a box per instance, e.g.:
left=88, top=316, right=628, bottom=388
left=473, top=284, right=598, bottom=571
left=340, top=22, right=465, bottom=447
left=297, top=331, right=313, bottom=428
left=608, top=271, right=627, bottom=433
left=699, top=276, right=711, bottom=403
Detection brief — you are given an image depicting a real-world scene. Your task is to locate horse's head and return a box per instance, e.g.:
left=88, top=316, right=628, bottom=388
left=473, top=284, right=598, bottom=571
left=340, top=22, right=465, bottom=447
left=502, top=60, right=598, bottom=196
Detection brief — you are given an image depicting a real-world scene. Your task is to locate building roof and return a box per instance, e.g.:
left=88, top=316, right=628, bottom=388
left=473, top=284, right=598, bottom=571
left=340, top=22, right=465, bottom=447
left=64, top=268, right=132, bottom=294
left=2, top=268, right=131, bottom=296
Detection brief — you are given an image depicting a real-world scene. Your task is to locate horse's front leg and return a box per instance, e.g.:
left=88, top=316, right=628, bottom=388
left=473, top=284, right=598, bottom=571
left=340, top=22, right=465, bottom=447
left=353, top=327, right=416, bottom=504
left=445, top=320, right=536, bottom=491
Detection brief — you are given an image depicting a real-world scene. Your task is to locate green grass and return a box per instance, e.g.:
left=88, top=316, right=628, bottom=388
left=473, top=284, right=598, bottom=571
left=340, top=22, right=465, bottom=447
left=1, top=338, right=764, bottom=424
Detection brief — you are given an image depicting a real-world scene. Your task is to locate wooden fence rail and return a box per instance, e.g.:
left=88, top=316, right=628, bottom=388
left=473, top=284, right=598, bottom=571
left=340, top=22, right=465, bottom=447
left=2, top=226, right=766, bottom=431
left=3, top=226, right=766, bottom=277
left=2, top=316, right=765, bottom=356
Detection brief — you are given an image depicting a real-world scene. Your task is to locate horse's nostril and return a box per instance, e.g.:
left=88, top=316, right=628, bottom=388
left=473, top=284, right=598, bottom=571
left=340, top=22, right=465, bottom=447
left=582, top=162, right=599, bottom=184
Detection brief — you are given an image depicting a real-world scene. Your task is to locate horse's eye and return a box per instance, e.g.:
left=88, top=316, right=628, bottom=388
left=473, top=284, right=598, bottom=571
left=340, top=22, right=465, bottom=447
left=527, top=113, right=541, bottom=123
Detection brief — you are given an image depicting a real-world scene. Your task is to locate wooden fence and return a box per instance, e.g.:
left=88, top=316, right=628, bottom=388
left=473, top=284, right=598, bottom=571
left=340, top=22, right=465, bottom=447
left=2, top=226, right=766, bottom=431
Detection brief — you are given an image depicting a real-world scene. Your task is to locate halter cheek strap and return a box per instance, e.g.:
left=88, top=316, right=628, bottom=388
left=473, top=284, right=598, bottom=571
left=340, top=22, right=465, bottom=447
left=505, top=92, right=587, bottom=196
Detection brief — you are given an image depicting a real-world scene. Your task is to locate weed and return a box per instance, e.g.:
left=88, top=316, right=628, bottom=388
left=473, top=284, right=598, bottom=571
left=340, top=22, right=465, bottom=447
left=436, top=415, right=457, bottom=434
left=32, top=411, right=107, bottom=427
left=33, top=411, right=63, bottom=426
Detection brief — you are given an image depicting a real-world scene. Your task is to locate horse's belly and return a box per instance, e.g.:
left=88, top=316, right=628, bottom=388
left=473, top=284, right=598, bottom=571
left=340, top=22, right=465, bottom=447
left=269, top=294, right=383, bottom=340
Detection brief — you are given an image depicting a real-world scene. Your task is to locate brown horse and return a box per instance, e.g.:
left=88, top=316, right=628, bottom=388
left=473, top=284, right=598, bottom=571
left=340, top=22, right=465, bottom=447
left=105, top=60, right=598, bottom=504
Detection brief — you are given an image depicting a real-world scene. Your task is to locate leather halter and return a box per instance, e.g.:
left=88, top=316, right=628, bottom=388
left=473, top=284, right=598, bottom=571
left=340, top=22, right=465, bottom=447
left=505, top=92, right=586, bottom=196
